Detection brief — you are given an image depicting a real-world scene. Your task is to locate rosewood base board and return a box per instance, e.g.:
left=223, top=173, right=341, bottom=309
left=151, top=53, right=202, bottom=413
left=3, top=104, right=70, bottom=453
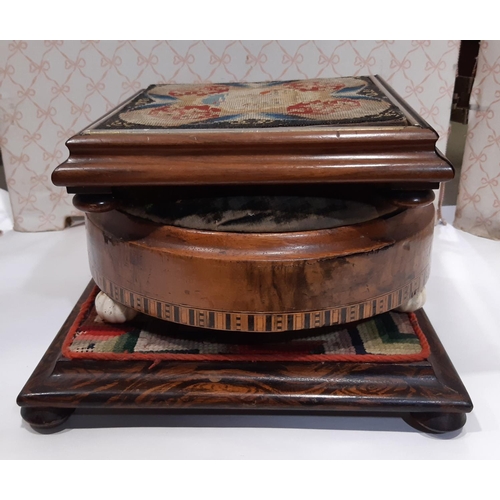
left=17, top=282, right=473, bottom=434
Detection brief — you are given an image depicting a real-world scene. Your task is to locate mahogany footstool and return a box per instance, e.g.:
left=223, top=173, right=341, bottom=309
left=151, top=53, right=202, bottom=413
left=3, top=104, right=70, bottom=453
left=17, top=76, right=472, bottom=433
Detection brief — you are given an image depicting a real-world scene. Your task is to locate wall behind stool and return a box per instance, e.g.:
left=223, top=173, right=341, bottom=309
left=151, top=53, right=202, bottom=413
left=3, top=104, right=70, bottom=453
left=0, top=40, right=459, bottom=232
left=454, top=40, right=500, bottom=240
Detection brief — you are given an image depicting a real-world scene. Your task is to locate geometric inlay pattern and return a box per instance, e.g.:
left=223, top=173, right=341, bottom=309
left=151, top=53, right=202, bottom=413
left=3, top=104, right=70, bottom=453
left=62, top=285, right=431, bottom=363
left=93, top=269, right=429, bottom=333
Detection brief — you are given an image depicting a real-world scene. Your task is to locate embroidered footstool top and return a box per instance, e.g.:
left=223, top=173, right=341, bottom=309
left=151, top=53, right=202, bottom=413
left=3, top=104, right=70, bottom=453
left=96, top=76, right=408, bottom=130
left=52, top=75, right=453, bottom=190
left=51, top=76, right=453, bottom=333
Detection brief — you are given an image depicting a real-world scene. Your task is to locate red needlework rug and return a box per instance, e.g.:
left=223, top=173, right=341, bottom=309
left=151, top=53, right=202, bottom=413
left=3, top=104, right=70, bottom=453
left=62, top=287, right=430, bottom=363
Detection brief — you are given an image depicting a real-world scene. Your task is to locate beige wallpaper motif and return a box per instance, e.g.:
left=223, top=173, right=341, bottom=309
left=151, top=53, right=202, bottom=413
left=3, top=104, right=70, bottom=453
left=455, top=41, right=500, bottom=240
left=0, top=40, right=459, bottom=231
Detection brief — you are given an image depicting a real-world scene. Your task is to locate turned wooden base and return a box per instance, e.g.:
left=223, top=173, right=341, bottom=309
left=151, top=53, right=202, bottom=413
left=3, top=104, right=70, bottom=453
left=18, top=281, right=472, bottom=434
left=86, top=205, right=434, bottom=332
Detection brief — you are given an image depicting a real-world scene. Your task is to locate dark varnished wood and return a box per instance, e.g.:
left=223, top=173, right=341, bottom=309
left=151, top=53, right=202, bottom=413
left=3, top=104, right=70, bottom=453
left=21, top=407, right=74, bottom=431
left=388, top=189, right=435, bottom=208
left=53, top=142, right=453, bottom=189
left=34, top=76, right=469, bottom=433
left=403, top=412, right=467, bottom=434
left=17, top=281, right=472, bottom=433
left=73, top=193, right=116, bottom=213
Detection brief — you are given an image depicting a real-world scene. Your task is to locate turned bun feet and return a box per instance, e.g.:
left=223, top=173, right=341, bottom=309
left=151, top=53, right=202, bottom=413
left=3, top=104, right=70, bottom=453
left=21, top=407, right=74, bottom=432
left=404, top=412, right=467, bottom=434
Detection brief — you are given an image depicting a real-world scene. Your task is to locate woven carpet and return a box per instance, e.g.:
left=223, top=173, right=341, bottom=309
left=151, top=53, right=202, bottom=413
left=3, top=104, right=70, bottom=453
left=94, top=76, right=409, bottom=130
left=62, top=287, right=430, bottom=363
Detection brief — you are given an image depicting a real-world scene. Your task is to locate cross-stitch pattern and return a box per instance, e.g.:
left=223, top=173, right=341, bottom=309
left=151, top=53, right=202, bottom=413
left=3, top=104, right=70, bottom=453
left=94, top=77, right=408, bottom=130
left=63, top=287, right=430, bottom=363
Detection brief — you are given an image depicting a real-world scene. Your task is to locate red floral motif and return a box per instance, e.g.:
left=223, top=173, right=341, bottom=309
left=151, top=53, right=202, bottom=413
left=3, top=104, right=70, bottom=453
left=287, top=99, right=361, bottom=117
left=168, top=84, right=230, bottom=97
left=282, top=80, right=345, bottom=92
left=149, top=105, right=220, bottom=122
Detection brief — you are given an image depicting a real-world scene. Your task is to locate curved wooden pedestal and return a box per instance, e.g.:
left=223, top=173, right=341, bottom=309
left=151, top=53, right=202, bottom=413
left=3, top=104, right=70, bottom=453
left=86, top=205, right=434, bottom=332
left=18, top=282, right=472, bottom=434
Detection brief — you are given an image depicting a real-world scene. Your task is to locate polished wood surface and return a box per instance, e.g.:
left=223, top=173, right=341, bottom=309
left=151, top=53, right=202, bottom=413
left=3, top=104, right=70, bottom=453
left=52, top=127, right=453, bottom=189
left=388, top=189, right=435, bottom=208
left=51, top=76, right=453, bottom=190
left=28, top=76, right=469, bottom=433
left=17, top=281, right=473, bottom=433
left=72, top=193, right=116, bottom=213
left=84, top=205, right=434, bottom=330
left=53, top=76, right=446, bottom=330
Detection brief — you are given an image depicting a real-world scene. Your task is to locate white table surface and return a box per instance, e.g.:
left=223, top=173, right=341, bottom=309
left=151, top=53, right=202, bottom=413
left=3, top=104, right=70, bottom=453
left=1, top=196, right=499, bottom=459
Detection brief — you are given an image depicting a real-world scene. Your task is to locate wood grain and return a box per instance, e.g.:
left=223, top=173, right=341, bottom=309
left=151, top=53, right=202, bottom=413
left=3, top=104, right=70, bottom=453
left=17, top=281, right=473, bottom=433
left=84, top=205, right=434, bottom=329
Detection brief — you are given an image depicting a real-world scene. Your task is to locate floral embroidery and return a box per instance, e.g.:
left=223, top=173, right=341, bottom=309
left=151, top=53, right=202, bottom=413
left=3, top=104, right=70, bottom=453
left=282, top=80, right=345, bottom=93
left=287, top=99, right=361, bottom=117
left=96, top=77, right=408, bottom=130
left=149, top=104, right=221, bottom=124
left=168, top=84, right=231, bottom=98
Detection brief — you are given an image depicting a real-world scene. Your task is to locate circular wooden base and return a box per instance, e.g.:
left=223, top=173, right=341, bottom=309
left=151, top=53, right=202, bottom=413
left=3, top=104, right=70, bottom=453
left=21, top=407, right=74, bottom=432
left=86, top=204, right=434, bottom=332
left=403, top=412, right=467, bottom=434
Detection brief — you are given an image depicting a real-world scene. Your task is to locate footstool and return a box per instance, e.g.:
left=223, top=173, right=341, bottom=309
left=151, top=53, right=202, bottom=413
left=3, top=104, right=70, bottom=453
left=17, top=76, right=472, bottom=433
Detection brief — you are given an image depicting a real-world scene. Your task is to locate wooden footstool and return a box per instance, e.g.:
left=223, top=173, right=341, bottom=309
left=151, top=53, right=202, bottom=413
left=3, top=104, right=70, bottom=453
left=18, top=76, right=472, bottom=433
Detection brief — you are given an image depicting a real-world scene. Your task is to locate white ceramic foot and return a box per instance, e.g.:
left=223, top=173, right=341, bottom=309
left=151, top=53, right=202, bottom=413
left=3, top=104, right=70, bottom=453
left=396, top=288, right=426, bottom=313
left=95, top=291, right=138, bottom=323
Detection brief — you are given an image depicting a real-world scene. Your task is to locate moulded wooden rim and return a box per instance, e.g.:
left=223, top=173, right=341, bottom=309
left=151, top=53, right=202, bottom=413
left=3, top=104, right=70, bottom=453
left=51, top=79, right=453, bottom=189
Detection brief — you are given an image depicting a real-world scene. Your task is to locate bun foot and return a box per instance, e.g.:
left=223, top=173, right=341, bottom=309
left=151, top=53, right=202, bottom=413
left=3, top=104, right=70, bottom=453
left=21, top=407, right=74, bottom=432
left=403, top=412, right=467, bottom=434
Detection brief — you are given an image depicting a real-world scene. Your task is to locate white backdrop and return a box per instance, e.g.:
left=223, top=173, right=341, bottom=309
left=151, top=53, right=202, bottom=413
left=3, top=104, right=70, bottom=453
left=0, top=40, right=459, bottom=231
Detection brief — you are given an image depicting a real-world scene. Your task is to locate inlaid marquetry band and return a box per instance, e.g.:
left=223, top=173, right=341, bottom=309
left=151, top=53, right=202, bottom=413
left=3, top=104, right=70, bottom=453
left=93, top=269, right=429, bottom=333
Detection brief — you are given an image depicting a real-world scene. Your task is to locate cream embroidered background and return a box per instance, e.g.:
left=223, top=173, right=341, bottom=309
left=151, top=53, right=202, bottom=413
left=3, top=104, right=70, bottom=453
left=0, top=40, right=459, bottom=232
left=455, top=40, right=500, bottom=240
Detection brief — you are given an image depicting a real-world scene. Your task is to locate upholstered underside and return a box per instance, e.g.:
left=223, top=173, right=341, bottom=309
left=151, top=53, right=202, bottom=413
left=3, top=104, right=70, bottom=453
left=119, top=195, right=396, bottom=233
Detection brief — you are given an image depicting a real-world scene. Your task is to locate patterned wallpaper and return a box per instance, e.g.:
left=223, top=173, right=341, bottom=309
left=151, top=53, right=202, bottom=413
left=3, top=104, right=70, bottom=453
left=0, top=40, right=459, bottom=232
left=455, top=41, right=500, bottom=240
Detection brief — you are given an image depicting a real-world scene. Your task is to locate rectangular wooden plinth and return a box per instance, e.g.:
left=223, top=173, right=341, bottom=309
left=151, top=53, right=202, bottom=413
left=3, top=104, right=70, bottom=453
left=17, top=282, right=472, bottom=433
